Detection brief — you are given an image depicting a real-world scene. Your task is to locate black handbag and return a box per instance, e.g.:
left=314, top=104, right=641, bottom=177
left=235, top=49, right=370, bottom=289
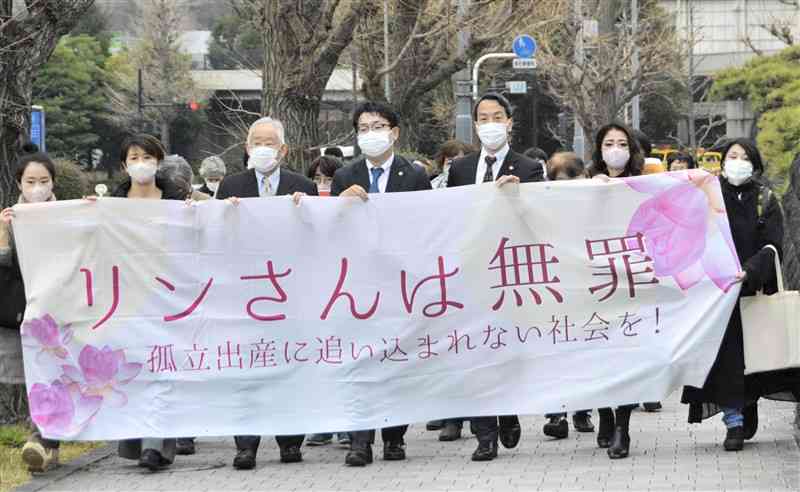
left=0, top=262, right=26, bottom=329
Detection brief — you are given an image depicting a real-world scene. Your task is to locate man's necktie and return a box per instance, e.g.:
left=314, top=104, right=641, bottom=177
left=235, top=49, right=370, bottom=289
left=369, top=167, right=384, bottom=193
left=483, top=156, right=497, bottom=182
left=262, top=176, right=272, bottom=196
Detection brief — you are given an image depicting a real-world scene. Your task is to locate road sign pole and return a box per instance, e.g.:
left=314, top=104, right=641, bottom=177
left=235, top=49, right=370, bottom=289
left=472, top=53, right=517, bottom=100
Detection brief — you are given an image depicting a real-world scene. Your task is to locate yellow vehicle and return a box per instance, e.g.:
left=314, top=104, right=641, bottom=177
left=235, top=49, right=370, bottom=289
left=652, top=148, right=678, bottom=165
left=697, top=151, right=722, bottom=174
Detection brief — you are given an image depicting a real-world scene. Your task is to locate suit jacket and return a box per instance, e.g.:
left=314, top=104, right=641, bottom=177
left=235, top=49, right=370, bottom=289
left=446, top=150, right=544, bottom=188
left=216, top=168, right=318, bottom=199
left=331, top=155, right=432, bottom=196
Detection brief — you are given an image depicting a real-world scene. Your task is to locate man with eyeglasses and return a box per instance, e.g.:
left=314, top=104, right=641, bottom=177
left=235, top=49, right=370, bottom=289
left=331, top=101, right=431, bottom=466
left=447, top=92, right=544, bottom=462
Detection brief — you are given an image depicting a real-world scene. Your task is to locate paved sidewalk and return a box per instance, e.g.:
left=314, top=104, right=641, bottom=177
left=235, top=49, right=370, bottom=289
left=16, top=393, right=800, bottom=492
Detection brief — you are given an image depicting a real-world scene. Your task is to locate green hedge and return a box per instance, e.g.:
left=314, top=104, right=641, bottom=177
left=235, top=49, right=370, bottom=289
left=52, top=159, right=89, bottom=200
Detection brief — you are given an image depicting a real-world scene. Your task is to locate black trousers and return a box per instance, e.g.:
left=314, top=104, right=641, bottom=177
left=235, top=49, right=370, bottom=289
left=350, top=425, right=408, bottom=446
left=234, top=434, right=304, bottom=452
left=471, top=415, right=519, bottom=442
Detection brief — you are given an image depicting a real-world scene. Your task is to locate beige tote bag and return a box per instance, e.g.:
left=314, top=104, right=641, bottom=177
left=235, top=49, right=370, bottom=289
left=741, top=245, right=800, bottom=375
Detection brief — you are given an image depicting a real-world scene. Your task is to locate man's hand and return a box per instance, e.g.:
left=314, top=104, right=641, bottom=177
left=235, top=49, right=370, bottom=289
left=292, top=192, right=306, bottom=206
left=495, top=175, right=520, bottom=188
left=340, top=185, right=369, bottom=202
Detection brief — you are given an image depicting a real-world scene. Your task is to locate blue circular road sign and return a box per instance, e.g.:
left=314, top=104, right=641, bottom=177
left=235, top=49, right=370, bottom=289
left=513, top=35, right=537, bottom=59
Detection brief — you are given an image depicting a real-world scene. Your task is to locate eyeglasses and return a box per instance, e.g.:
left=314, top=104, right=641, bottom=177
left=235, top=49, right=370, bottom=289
left=357, top=122, right=391, bottom=134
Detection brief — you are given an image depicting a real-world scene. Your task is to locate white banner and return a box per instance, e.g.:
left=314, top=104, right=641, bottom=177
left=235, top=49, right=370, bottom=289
left=13, top=171, right=741, bottom=440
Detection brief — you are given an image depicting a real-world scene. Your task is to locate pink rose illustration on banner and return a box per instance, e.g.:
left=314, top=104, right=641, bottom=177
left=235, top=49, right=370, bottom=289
left=21, top=314, right=73, bottom=361
left=60, top=344, right=143, bottom=407
left=624, top=170, right=740, bottom=291
left=28, top=381, right=102, bottom=437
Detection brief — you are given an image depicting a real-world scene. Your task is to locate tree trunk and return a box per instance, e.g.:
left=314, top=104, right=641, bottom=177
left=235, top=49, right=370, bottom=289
left=0, top=68, right=31, bottom=207
left=0, top=1, right=96, bottom=208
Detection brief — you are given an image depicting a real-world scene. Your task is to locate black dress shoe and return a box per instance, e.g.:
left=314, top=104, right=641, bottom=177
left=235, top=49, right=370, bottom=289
left=471, top=440, right=498, bottom=461
left=280, top=445, right=302, bottom=463
left=499, top=424, right=521, bottom=449
left=176, top=438, right=196, bottom=455
left=383, top=441, right=406, bottom=461
left=642, top=402, right=662, bottom=412
left=573, top=412, right=595, bottom=433
left=439, top=422, right=462, bottom=441
left=543, top=417, right=568, bottom=439
left=233, top=449, right=257, bottom=470
left=743, top=403, right=758, bottom=440
left=138, top=449, right=164, bottom=471
left=426, top=420, right=444, bottom=431
left=345, top=444, right=373, bottom=466
left=723, top=426, right=744, bottom=451
left=597, top=410, right=615, bottom=448
left=607, top=426, right=630, bottom=459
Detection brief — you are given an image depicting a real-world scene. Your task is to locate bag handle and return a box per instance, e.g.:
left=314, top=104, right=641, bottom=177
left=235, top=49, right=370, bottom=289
left=762, top=244, right=784, bottom=293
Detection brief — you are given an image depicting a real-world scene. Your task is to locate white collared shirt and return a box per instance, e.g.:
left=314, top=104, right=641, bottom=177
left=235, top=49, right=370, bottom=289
left=366, top=154, right=394, bottom=193
left=254, top=167, right=281, bottom=197
left=475, top=144, right=510, bottom=184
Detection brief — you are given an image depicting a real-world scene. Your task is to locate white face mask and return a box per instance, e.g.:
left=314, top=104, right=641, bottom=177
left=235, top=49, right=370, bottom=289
left=602, top=147, right=630, bottom=170
left=358, top=130, right=394, bottom=158
left=723, top=159, right=754, bottom=187
left=127, top=160, right=158, bottom=184
left=476, top=122, right=508, bottom=151
left=23, top=183, right=53, bottom=203
left=205, top=180, right=219, bottom=193
left=248, top=146, right=280, bottom=174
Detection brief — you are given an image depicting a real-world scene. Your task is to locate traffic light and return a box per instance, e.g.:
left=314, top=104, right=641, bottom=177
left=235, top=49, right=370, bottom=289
left=188, top=101, right=201, bottom=112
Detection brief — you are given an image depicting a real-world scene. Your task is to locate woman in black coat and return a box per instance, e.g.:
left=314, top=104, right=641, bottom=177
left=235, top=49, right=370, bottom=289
left=682, top=138, right=800, bottom=451
left=111, top=134, right=185, bottom=471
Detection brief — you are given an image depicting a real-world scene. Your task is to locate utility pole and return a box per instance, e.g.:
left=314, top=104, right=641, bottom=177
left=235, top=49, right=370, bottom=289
left=631, top=0, right=641, bottom=130
left=573, top=0, right=585, bottom=158
left=687, top=0, right=696, bottom=148
left=383, top=0, right=391, bottom=101
left=453, top=0, right=473, bottom=144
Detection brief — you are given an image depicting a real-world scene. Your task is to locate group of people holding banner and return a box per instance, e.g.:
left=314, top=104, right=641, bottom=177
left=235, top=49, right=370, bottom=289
left=2, top=92, right=800, bottom=474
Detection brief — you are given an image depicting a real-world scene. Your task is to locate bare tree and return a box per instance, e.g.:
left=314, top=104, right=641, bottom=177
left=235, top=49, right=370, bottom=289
left=0, top=0, right=96, bottom=207
left=228, top=0, right=371, bottom=171
left=104, top=0, right=203, bottom=151
left=358, top=0, right=549, bottom=149
left=534, top=0, right=686, bottom=159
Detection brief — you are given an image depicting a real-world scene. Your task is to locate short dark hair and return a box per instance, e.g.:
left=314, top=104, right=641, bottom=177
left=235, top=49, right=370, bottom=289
left=590, top=122, right=644, bottom=177
left=667, top=151, right=696, bottom=170
left=323, top=147, right=344, bottom=158
left=524, top=147, right=548, bottom=161
left=472, top=93, right=513, bottom=121
left=15, top=143, right=56, bottom=183
left=547, top=152, right=585, bottom=180
left=307, top=155, right=343, bottom=180
left=120, top=134, right=166, bottom=163
left=721, top=138, right=765, bottom=175
left=352, top=101, right=400, bottom=130
left=632, top=129, right=652, bottom=157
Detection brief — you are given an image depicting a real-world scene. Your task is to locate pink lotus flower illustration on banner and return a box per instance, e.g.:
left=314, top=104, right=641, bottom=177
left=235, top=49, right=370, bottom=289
left=60, top=344, right=143, bottom=407
left=21, top=314, right=73, bottom=361
left=28, top=380, right=102, bottom=437
left=624, top=170, right=741, bottom=292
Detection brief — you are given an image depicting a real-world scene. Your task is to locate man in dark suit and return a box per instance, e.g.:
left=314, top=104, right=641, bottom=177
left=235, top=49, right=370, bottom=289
left=331, top=101, right=431, bottom=466
left=447, top=92, right=544, bottom=462
left=215, top=117, right=317, bottom=470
